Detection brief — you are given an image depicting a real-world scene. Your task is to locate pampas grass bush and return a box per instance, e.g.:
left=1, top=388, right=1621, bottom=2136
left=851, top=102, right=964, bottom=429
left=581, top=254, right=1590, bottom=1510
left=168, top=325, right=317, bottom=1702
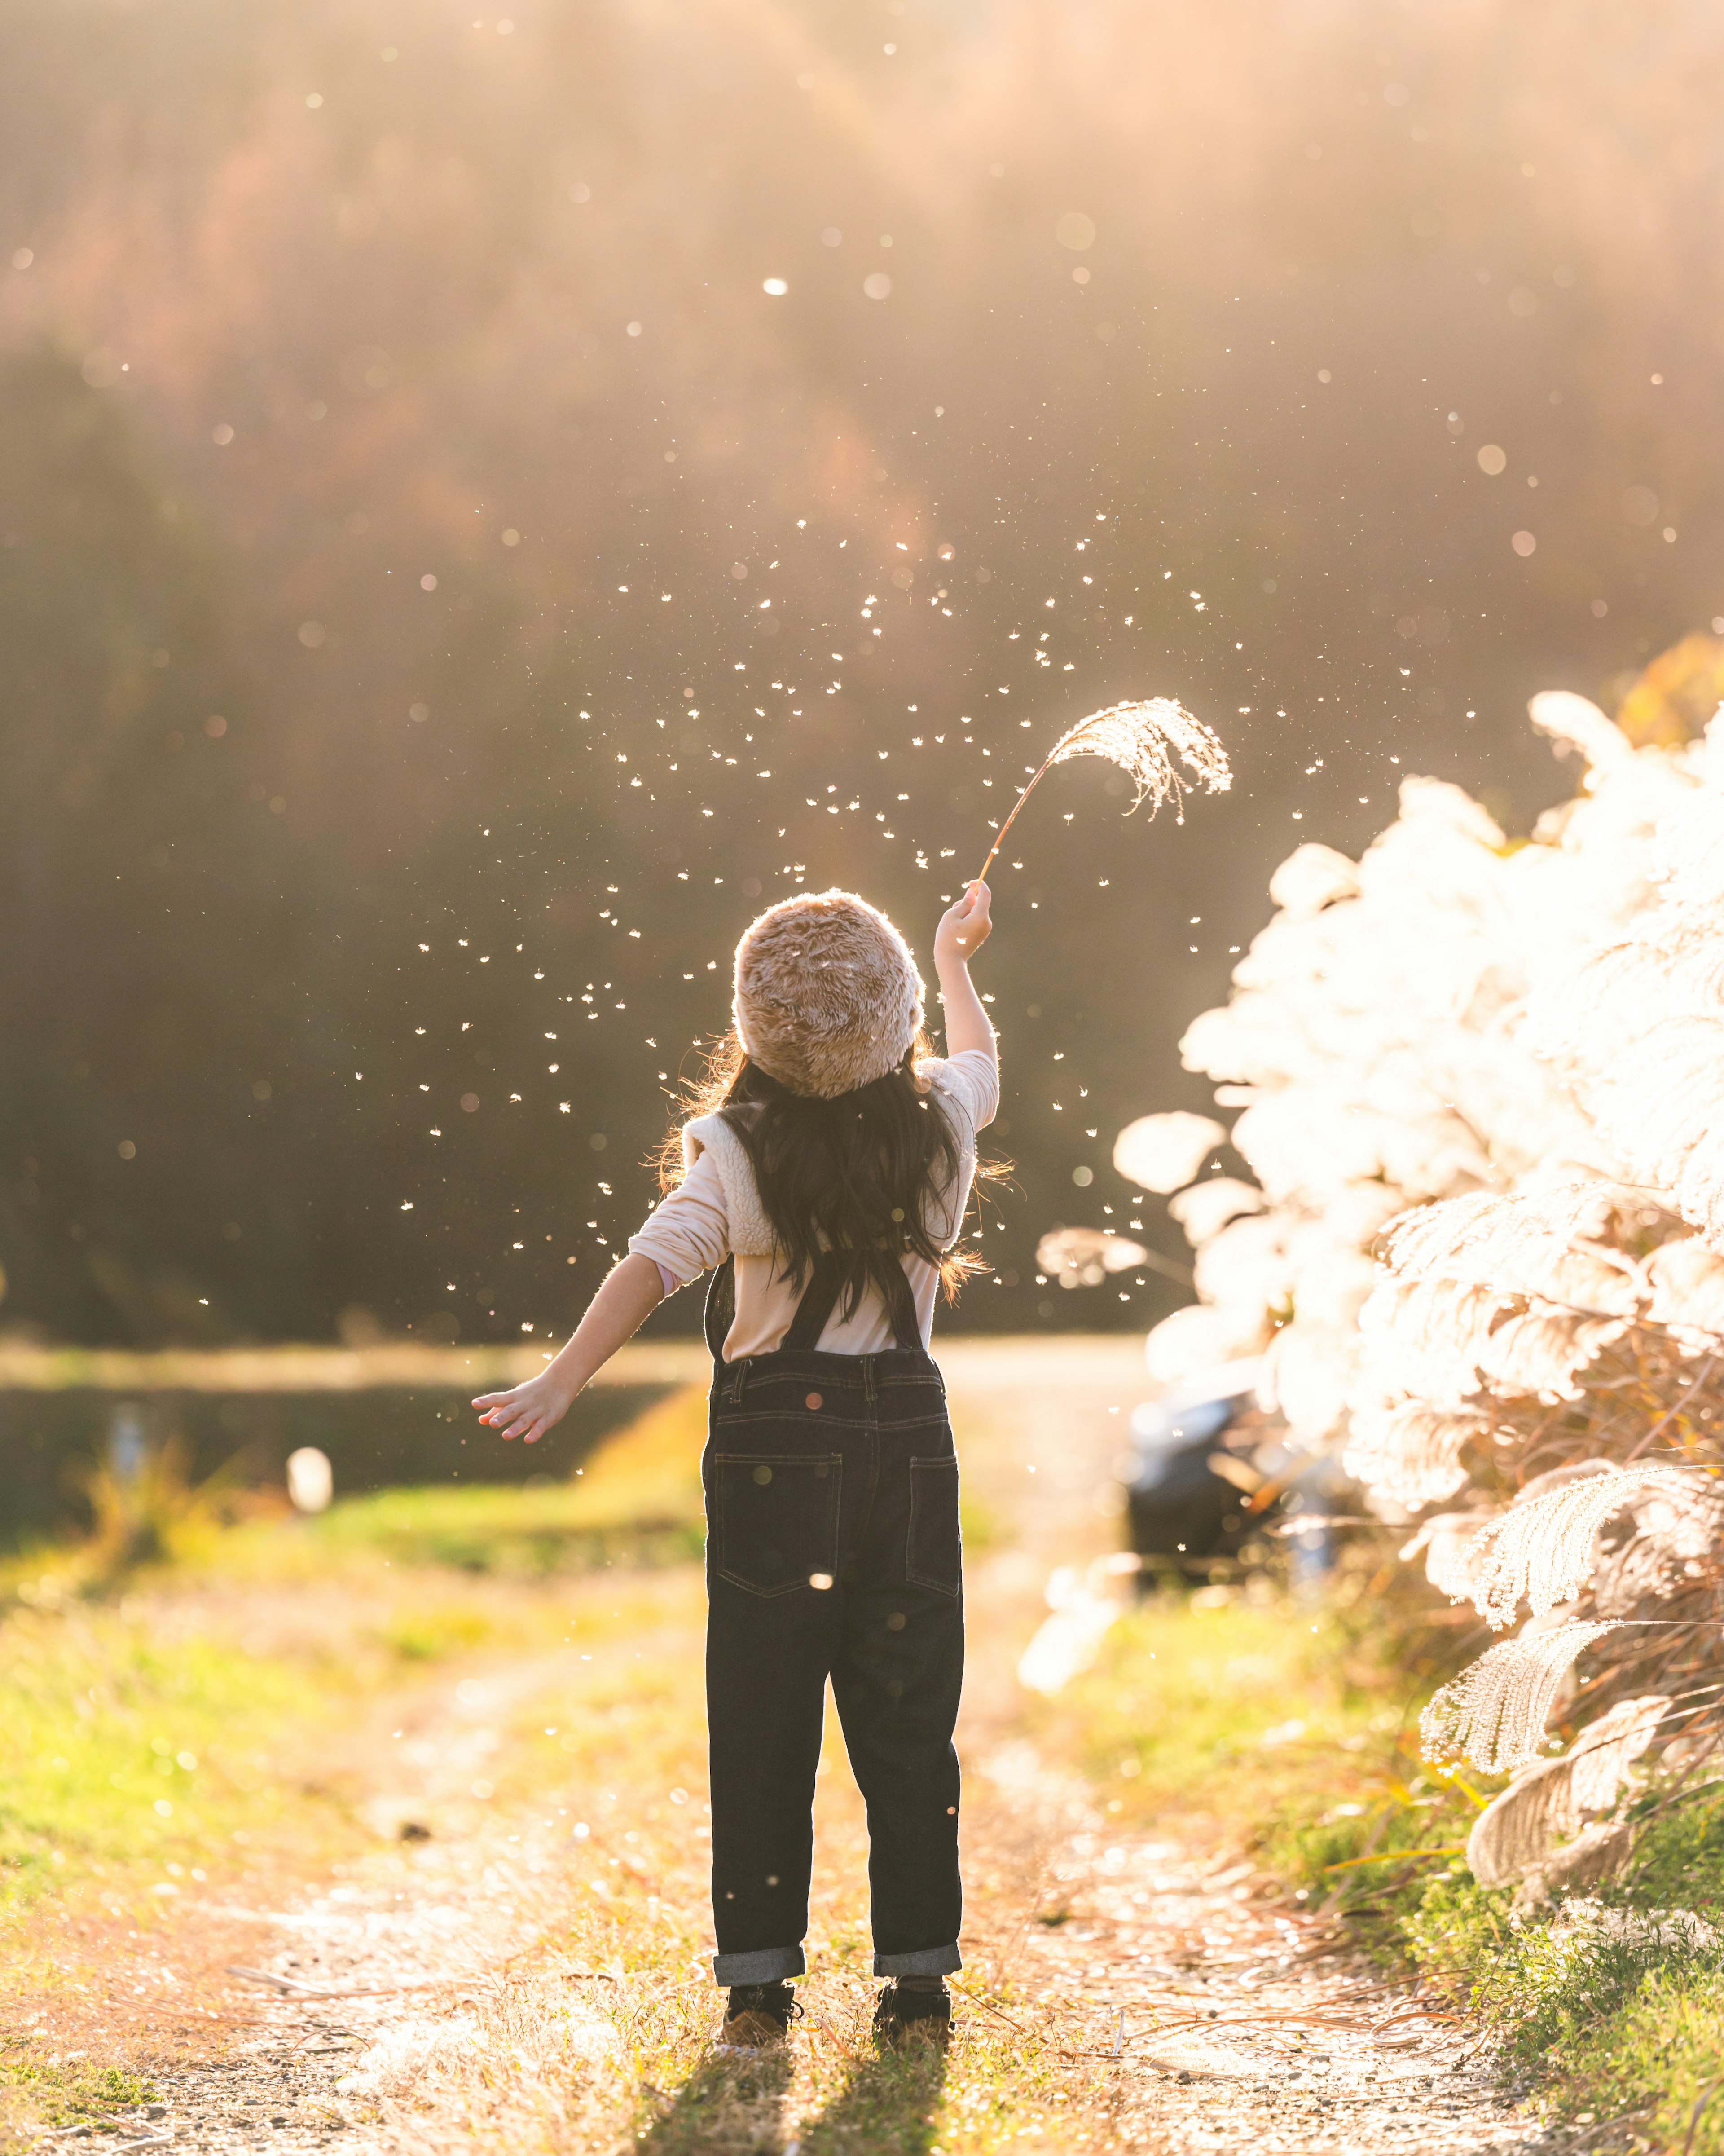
left=1119, top=639, right=1724, bottom=1888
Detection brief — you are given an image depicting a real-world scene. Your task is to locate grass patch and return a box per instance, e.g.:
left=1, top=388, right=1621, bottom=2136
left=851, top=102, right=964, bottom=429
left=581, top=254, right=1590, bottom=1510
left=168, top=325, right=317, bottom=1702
left=1614, top=1778, right=1724, bottom=1915
left=1393, top=1860, right=1724, bottom=2146
left=1386, top=1788, right=1724, bottom=2147
left=1552, top=1962, right=1724, bottom=2150
left=0, top=2049, right=158, bottom=2151
left=0, top=1600, right=347, bottom=1920
left=378, top=1602, right=498, bottom=1660
left=1034, top=1588, right=1365, bottom=1812
left=0, top=1386, right=716, bottom=1926
left=958, top=1490, right=1004, bottom=1556
left=0, top=1384, right=712, bottom=1599
left=1034, top=1580, right=1477, bottom=1874
left=1031, top=1544, right=1496, bottom=1934
left=245, top=1383, right=707, bottom=1578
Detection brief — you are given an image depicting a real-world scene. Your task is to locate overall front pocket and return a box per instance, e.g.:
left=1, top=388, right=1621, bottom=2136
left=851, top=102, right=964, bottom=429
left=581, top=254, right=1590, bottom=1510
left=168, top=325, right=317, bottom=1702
left=712, top=1453, right=842, bottom=1596
left=906, top=1456, right=962, bottom=1596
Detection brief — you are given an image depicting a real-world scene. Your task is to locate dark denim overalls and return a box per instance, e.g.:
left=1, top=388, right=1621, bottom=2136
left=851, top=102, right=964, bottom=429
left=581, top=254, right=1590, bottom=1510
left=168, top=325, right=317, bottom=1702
left=701, top=1251, right=965, bottom=1985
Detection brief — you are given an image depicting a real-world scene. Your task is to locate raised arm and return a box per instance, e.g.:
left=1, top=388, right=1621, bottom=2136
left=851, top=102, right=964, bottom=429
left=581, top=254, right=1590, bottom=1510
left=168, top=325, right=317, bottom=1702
left=472, top=1252, right=664, bottom=1444
left=933, top=880, right=996, bottom=1063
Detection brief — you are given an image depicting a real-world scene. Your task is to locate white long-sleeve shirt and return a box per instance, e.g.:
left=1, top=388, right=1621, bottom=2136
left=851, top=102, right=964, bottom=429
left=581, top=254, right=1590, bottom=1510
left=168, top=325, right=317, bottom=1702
left=627, top=1049, right=999, bottom=1360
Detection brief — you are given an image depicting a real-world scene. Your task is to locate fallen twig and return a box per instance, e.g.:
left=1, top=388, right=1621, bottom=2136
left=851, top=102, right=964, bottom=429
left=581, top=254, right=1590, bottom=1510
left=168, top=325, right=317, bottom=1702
left=224, top=1962, right=479, bottom=2000
left=1130, top=2005, right=1424, bottom=2042
left=954, top=1990, right=1037, bottom=2040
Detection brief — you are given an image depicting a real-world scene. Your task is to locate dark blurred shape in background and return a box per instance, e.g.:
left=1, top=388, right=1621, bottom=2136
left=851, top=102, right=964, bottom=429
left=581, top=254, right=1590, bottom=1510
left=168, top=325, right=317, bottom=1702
left=0, top=0, right=1718, bottom=1345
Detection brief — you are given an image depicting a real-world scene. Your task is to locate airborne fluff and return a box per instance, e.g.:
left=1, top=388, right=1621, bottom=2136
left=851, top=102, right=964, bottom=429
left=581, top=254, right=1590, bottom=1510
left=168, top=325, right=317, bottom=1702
left=973, top=697, right=1231, bottom=885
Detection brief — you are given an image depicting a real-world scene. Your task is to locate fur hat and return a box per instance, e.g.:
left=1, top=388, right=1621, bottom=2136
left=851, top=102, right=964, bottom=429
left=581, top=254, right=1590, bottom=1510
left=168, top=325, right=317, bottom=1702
left=732, top=888, right=925, bottom=1099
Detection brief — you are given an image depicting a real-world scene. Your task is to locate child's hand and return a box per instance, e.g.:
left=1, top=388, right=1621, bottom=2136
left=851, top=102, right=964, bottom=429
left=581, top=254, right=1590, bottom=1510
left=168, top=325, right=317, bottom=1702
left=935, top=881, right=992, bottom=969
left=472, top=1371, right=578, bottom=1445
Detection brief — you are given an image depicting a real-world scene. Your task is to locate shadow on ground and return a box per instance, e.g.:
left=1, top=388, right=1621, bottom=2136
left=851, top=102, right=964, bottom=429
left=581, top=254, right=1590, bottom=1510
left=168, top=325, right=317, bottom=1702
left=636, top=2046, right=793, bottom=2156
left=634, top=2035, right=948, bottom=2156
left=799, top=2041, right=948, bottom=2156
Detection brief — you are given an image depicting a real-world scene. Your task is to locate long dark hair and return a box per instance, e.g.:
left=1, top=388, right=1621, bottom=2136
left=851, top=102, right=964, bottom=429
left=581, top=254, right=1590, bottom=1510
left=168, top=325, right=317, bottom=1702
left=655, top=1031, right=999, bottom=1316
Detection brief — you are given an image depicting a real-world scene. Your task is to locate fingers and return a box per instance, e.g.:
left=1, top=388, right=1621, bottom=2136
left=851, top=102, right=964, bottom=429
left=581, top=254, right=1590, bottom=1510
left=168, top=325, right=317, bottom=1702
left=474, top=1385, right=543, bottom=1439
left=950, top=887, right=991, bottom=941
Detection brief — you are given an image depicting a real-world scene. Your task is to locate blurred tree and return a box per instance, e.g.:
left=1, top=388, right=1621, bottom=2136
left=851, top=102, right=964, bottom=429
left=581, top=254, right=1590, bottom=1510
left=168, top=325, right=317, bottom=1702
left=0, top=347, right=273, bottom=1341
left=0, top=0, right=1721, bottom=1343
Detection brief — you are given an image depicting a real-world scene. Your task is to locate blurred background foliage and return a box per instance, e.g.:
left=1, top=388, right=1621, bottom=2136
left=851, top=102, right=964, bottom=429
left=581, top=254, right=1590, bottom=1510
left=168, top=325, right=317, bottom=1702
left=0, top=0, right=1720, bottom=1346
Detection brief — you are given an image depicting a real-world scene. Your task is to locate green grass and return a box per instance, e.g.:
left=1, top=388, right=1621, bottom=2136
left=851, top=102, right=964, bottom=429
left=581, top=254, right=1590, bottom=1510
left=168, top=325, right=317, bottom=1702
left=1385, top=1789, right=1724, bottom=2148
left=0, top=1600, right=347, bottom=1920
left=1395, top=1859, right=1724, bottom=2145
left=0, top=1384, right=713, bottom=1600
left=1613, top=1779, right=1724, bottom=1915
left=0, top=1386, right=717, bottom=1924
left=0, top=2050, right=158, bottom=2150
left=301, top=1385, right=708, bottom=1575
left=1032, top=1580, right=1473, bottom=1843
left=303, top=1473, right=702, bottom=1576
left=1034, top=1590, right=1355, bottom=1806
left=958, top=1490, right=1004, bottom=1556
left=1552, top=1963, right=1724, bottom=2148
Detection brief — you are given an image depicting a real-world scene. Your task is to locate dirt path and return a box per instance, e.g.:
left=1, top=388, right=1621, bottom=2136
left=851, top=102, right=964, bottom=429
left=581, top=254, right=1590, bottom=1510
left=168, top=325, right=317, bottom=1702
left=978, top=1742, right=1542, bottom=2156
left=85, top=1721, right=1547, bottom=2156
left=26, top=1344, right=1562, bottom=2156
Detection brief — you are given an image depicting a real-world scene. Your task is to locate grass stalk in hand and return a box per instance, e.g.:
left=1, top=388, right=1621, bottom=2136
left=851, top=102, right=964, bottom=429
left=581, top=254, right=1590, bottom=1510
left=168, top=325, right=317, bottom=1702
left=975, top=697, right=1230, bottom=885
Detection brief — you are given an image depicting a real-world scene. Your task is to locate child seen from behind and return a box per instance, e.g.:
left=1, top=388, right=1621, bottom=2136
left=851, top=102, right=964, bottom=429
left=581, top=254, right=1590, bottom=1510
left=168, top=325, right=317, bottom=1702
left=474, top=880, right=997, bottom=2049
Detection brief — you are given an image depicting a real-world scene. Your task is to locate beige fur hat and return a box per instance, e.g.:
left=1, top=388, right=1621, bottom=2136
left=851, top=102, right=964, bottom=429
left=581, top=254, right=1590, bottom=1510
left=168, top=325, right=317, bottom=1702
left=732, top=888, right=925, bottom=1098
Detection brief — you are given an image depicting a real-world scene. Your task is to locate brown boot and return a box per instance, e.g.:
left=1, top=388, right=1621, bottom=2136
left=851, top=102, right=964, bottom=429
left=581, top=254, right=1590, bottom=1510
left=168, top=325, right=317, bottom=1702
left=873, top=1980, right=953, bottom=2048
left=716, top=1981, right=802, bottom=2052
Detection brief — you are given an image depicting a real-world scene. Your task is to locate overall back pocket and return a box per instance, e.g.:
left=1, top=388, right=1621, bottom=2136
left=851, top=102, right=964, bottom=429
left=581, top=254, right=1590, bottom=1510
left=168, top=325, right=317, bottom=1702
left=712, top=1454, right=842, bottom=1597
left=906, top=1456, right=962, bottom=1596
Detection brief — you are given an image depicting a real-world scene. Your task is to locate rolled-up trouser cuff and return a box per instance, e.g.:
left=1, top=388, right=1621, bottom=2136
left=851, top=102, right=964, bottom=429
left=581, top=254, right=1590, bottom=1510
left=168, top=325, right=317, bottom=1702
left=874, top=1942, right=963, bottom=1978
left=712, top=1944, right=806, bottom=1986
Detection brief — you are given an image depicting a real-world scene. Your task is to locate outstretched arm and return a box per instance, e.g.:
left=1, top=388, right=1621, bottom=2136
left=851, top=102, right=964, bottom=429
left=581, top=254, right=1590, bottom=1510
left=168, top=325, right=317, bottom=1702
left=933, top=880, right=996, bottom=1063
left=472, top=1251, right=665, bottom=1444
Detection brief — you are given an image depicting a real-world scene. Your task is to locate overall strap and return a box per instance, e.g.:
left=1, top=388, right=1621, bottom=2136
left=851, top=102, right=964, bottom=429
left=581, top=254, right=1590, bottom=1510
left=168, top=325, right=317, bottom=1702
left=781, top=1251, right=846, bottom=1351
left=781, top=1249, right=924, bottom=1353
left=703, top=1256, right=737, bottom=1361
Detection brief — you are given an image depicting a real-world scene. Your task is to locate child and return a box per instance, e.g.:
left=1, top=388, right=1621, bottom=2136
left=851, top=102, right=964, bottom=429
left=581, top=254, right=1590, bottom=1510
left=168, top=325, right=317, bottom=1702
left=474, top=881, right=996, bottom=2050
